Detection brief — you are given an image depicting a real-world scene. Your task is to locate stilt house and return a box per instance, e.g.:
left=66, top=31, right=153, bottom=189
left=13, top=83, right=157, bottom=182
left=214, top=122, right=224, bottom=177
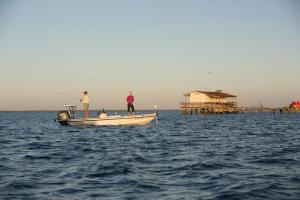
left=180, top=90, right=238, bottom=114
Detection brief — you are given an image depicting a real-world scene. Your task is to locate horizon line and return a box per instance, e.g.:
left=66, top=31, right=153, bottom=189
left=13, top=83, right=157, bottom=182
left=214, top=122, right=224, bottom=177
left=0, top=109, right=180, bottom=112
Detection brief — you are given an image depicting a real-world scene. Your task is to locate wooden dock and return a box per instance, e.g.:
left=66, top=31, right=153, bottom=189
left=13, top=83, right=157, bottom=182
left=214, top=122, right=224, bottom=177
left=180, top=102, right=239, bottom=115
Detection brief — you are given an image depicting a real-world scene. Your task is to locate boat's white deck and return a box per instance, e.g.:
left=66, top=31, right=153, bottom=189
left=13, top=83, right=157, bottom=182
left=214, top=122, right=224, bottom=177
left=71, top=114, right=156, bottom=121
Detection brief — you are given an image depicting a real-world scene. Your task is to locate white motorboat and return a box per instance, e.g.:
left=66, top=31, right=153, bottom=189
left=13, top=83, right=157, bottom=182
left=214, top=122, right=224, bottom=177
left=57, top=105, right=157, bottom=126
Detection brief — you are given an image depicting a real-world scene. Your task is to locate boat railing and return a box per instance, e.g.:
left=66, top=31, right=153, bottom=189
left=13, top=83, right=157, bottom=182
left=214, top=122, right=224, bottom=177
left=64, top=104, right=78, bottom=119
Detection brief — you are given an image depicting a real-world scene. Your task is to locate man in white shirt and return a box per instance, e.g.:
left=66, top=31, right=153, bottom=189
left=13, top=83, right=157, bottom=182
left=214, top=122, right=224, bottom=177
left=80, top=91, right=89, bottom=118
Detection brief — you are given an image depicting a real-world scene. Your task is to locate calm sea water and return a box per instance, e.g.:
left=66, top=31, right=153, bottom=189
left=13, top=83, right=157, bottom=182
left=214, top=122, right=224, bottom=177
left=0, top=111, right=299, bottom=200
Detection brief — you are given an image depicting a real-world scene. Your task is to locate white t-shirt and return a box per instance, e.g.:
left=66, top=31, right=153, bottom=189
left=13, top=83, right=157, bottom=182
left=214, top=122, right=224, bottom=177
left=99, top=113, right=108, bottom=119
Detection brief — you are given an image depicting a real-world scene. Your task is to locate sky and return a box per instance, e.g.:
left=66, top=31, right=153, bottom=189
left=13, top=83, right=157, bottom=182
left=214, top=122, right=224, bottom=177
left=0, top=0, right=299, bottom=110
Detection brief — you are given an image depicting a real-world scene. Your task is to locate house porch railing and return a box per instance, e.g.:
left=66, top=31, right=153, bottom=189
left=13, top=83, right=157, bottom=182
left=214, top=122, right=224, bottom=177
left=180, top=102, right=238, bottom=108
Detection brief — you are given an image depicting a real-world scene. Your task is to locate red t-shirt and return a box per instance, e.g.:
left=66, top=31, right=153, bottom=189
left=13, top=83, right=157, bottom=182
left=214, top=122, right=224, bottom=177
left=127, top=95, right=134, bottom=105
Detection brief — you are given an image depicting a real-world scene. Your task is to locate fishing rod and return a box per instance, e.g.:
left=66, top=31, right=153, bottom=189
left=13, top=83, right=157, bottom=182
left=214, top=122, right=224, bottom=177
left=55, top=92, right=81, bottom=100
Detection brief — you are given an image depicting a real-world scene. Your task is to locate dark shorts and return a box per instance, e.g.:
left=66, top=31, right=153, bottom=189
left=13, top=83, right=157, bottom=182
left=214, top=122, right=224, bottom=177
left=127, top=104, right=135, bottom=112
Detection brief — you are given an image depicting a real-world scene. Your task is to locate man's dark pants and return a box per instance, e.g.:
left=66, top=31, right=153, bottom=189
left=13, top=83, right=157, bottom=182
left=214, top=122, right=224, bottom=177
left=127, top=104, right=135, bottom=112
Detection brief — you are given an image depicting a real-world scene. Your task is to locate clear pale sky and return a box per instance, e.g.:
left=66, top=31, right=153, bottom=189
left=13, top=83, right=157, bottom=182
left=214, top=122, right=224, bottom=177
left=0, top=0, right=299, bottom=110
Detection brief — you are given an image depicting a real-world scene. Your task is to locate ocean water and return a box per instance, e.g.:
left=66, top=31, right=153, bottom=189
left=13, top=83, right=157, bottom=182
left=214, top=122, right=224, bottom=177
left=0, top=111, right=300, bottom=200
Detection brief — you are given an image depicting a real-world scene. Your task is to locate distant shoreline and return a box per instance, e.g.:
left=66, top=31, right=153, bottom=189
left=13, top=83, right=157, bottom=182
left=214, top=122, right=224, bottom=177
left=0, top=109, right=179, bottom=112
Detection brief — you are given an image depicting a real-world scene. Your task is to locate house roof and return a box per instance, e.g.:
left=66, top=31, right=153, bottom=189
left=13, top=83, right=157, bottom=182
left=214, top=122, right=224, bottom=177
left=184, top=91, right=237, bottom=98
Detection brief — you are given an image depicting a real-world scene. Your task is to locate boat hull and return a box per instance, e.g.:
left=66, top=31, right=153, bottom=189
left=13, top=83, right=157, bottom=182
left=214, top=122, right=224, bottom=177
left=60, top=114, right=156, bottom=126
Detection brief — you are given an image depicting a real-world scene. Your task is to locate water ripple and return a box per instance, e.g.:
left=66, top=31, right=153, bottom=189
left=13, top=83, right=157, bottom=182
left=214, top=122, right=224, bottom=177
left=0, top=112, right=300, bottom=199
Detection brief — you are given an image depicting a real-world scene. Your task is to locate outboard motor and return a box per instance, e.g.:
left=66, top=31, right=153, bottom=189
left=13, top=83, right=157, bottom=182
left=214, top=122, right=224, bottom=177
left=57, top=111, right=70, bottom=125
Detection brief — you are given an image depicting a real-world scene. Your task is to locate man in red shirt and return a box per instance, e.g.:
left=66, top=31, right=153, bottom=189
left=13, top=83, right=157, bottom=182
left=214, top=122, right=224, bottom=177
left=127, top=91, right=135, bottom=115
